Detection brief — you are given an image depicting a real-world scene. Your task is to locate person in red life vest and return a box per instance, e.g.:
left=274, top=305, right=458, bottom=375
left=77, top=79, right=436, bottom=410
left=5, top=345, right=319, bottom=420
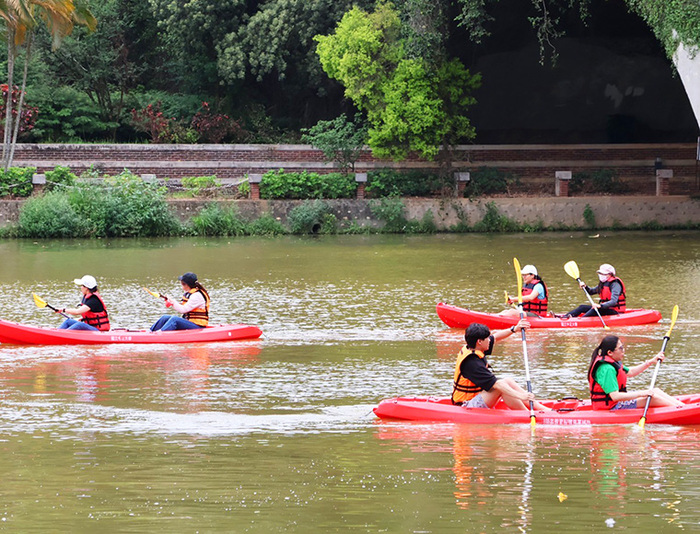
left=587, top=335, right=682, bottom=410
left=452, top=321, right=550, bottom=411
left=558, top=263, right=626, bottom=319
left=150, top=272, right=211, bottom=331
left=57, top=274, right=110, bottom=331
left=500, top=264, right=548, bottom=317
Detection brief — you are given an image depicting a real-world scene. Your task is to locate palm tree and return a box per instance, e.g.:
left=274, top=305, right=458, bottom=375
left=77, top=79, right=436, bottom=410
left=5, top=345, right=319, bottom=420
left=1, top=0, right=96, bottom=169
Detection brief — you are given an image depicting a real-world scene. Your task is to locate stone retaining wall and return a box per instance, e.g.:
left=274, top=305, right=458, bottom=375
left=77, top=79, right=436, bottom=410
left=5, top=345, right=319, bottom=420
left=11, top=142, right=700, bottom=195
left=13, top=196, right=687, bottom=231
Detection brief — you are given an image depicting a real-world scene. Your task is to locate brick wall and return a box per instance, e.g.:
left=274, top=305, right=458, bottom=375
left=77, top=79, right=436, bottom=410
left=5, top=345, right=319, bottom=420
left=12, top=142, right=699, bottom=194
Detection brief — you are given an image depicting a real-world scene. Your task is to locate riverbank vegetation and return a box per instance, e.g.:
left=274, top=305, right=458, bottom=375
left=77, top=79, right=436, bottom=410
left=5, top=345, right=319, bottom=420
left=0, top=0, right=695, bottom=157
left=4, top=176, right=698, bottom=239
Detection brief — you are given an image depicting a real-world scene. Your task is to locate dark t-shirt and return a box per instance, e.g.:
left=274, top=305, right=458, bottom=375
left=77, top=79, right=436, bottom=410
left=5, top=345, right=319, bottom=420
left=81, top=294, right=105, bottom=313
left=459, top=335, right=498, bottom=392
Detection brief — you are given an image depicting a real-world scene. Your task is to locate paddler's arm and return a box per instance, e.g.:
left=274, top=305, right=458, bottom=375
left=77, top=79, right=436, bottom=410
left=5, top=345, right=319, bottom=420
left=626, top=351, right=664, bottom=378
left=508, top=283, right=544, bottom=304
left=60, top=304, right=90, bottom=316
left=492, top=318, right=530, bottom=341
left=166, top=291, right=205, bottom=314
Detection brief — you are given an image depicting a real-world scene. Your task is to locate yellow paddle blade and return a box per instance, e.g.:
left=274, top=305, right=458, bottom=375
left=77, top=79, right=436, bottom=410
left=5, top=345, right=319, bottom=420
left=504, top=290, right=509, bottom=305
left=142, top=287, right=161, bottom=299
left=564, top=260, right=580, bottom=280
left=32, top=292, right=48, bottom=309
left=665, top=305, right=679, bottom=338
left=638, top=417, right=646, bottom=429
left=513, top=257, right=523, bottom=304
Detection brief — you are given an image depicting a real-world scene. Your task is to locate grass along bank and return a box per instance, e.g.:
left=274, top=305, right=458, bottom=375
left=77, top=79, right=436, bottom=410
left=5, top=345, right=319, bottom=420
left=3, top=184, right=700, bottom=238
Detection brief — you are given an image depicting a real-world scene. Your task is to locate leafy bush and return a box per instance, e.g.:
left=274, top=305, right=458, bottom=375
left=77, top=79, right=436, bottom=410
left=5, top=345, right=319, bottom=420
left=182, top=175, right=221, bottom=197
left=287, top=200, right=335, bottom=234
left=464, top=167, right=515, bottom=197
left=238, top=179, right=250, bottom=197
left=28, top=86, right=118, bottom=142
left=570, top=169, right=629, bottom=194
left=248, top=214, right=287, bottom=235
left=191, top=102, right=244, bottom=143
left=131, top=101, right=199, bottom=144
left=472, top=202, right=521, bottom=232
left=583, top=203, right=596, bottom=228
left=0, top=167, right=36, bottom=197
left=190, top=204, right=247, bottom=236
left=370, top=197, right=407, bottom=232
left=20, top=170, right=182, bottom=237
left=260, top=169, right=355, bottom=199
left=301, top=114, right=367, bottom=173
left=0, top=85, right=38, bottom=141
left=44, top=166, right=77, bottom=191
left=366, top=169, right=449, bottom=197
left=17, top=192, right=91, bottom=238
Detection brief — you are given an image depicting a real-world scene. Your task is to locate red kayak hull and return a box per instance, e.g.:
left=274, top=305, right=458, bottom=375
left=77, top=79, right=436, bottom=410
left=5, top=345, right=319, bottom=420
left=374, top=395, right=700, bottom=426
left=436, top=302, right=662, bottom=329
left=0, top=319, right=262, bottom=345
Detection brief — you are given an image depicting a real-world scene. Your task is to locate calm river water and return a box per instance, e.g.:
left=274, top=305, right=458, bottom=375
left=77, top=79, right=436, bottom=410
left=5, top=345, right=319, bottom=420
left=0, top=231, right=699, bottom=532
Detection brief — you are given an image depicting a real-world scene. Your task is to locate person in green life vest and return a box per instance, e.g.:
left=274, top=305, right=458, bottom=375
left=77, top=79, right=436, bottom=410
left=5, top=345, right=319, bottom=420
left=587, top=335, right=683, bottom=410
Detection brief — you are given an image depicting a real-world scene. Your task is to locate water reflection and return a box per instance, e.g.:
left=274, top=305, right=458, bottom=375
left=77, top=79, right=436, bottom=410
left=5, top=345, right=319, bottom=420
left=0, top=233, right=699, bottom=531
left=374, top=421, right=700, bottom=531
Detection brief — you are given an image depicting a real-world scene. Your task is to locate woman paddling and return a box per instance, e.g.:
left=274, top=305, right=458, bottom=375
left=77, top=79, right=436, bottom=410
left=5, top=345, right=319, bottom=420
left=57, top=275, right=110, bottom=331
left=500, top=264, right=548, bottom=317
left=557, top=263, right=625, bottom=319
left=587, top=335, right=682, bottom=410
left=150, top=272, right=211, bottom=331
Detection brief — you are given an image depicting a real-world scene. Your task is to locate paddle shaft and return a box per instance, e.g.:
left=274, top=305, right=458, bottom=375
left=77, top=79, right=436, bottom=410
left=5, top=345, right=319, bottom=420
left=518, top=305, right=535, bottom=413
left=577, top=277, right=610, bottom=330
left=46, top=302, right=70, bottom=319
left=513, top=257, right=535, bottom=424
left=639, top=335, right=670, bottom=421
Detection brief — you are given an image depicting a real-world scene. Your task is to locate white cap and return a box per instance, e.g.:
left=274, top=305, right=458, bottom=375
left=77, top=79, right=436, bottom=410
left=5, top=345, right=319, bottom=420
left=520, top=264, right=538, bottom=276
left=73, top=275, right=98, bottom=290
left=596, top=264, right=616, bottom=276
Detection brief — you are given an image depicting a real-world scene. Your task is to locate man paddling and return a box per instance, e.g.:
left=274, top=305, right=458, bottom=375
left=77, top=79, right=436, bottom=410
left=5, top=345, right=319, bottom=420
left=452, top=321, right=549, bottom=411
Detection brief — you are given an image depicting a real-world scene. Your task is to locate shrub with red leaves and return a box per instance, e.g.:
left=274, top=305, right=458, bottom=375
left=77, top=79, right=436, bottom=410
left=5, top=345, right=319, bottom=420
left=0, top=84, right=39, bottom=141
left=191, top=102, right=243, bottom=143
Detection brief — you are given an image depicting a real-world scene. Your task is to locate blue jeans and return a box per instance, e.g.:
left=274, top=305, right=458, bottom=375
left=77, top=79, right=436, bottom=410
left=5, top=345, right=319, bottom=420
left=150, top=315, right=203, bottom=332
left=58, top=318, right=99, bottom=331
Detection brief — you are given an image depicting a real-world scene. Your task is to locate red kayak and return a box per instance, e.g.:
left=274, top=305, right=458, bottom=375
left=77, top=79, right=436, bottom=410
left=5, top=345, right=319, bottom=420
left=374, top=395, right=700, bottom=426
left=0, top=318, right=262, bottom=345
left=436, top=302, right=662, bottom=330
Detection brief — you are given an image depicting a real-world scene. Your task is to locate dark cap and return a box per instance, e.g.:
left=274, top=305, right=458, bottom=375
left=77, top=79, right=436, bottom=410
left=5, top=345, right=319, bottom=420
left=178, top=272, right=198, bottom=286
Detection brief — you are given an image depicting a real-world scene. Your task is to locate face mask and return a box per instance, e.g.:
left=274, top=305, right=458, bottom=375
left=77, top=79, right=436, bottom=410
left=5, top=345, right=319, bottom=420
left=598, top=274, right=608, bottom=282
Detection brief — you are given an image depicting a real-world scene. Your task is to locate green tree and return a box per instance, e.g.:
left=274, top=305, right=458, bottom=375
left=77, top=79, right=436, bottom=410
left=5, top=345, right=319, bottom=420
left=1, top=0, right=96, bottom=168
left=44, top=0, right=158, bottom=138
left=315, top=2, right=480, bottom=162
left=301, top=113, right=367, bottom=173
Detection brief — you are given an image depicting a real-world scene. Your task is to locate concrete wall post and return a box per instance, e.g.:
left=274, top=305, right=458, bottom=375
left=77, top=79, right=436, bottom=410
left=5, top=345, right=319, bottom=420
left=656, top=169, right=672, bottom=196
left=454, top=172, right=470, bottom=196
left=248, top=173, right=263, bottom=200
left=555, top=171, right=572, bottom=197
left=355, top=172, right=367, bottom=199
